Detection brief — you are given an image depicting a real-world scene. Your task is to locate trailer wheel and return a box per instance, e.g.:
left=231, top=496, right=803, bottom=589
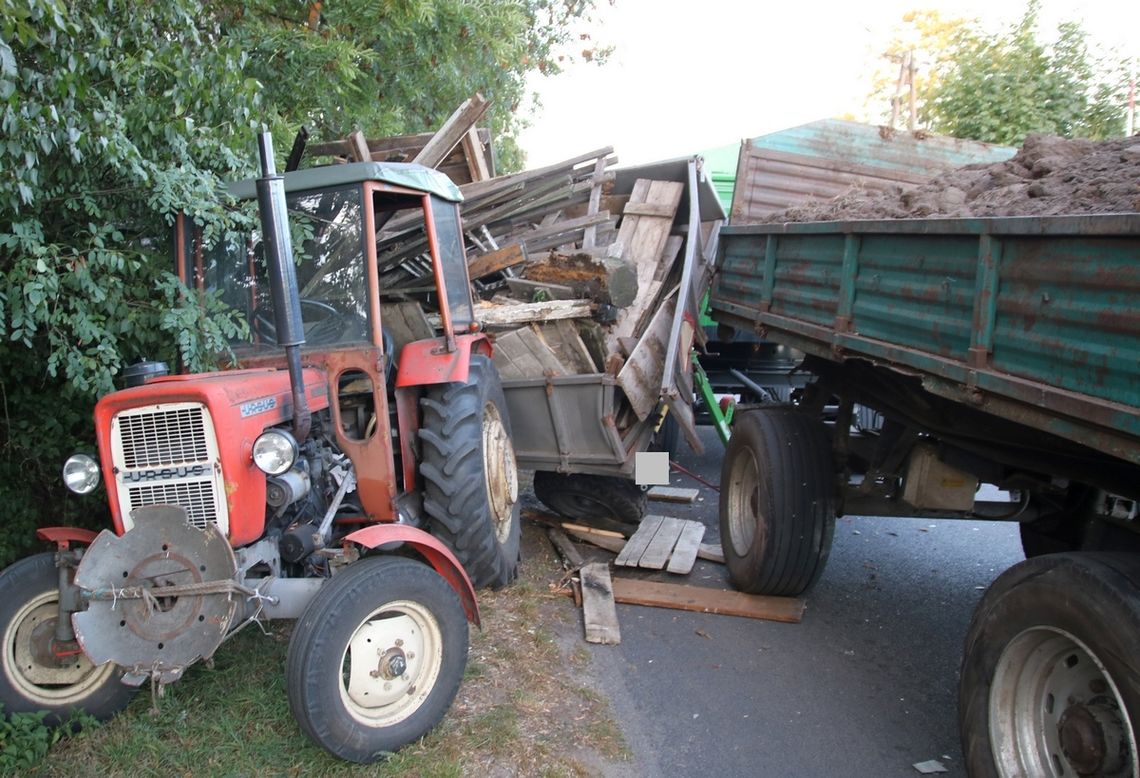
left=959, top=553, right=1140, bottom=777
left=420, top=355, right=520, bottom=589
left=719, top=407, right=835, bottom=596
left=0, top=553, right=133, bottom=724
left=286, top=556, right=468, bottom=764
left=532, top=472, right=647, bottom=536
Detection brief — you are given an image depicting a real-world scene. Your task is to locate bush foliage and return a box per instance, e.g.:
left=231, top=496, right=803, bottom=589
left=0, top=0, right=605, bottom=564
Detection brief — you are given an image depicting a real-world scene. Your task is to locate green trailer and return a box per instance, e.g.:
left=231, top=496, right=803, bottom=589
left=709, top=213, right=1140, bottom=778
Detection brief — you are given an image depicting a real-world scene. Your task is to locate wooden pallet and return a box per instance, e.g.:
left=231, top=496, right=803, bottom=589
left=614, top=515, right=705, bottom=575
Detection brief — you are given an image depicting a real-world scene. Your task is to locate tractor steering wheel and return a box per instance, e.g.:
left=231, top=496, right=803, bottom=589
left=253, top=299, right=350, bottom=346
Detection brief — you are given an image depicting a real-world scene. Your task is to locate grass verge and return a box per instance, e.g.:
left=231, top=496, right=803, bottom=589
left=19, top=521, right=626, bottom=777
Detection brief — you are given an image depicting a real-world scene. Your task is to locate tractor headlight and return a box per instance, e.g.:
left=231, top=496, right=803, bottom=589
left=62, top=454, right=101, bottom=495
left=252, top=429, right=299, bottom=476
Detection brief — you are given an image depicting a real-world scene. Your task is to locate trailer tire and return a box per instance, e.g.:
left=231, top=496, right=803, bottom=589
left=959, top=553, right=1140, bottom=777
left=286, top=556, right=468, bottom=763
left=0, top=553, right=133, bottom=724
left=532, top=472, right=647, bottom=536
left=719, top=407, right=835, bottom=596
left=420, top=355, right=520, bottom=589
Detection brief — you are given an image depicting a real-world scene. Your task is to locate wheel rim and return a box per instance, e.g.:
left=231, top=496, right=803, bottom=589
left=990, top=626, right=1138, bottom=778
left=482, top=401, right=518, bottom=545
left=726, top=446, right=762, bottom=557
left=3, top=590, right=118, bottom=707
left=340, top=599, right=445, bottom=727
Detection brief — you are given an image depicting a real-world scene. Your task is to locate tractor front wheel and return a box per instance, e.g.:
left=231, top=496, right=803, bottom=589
left=0, top=553, right=133, bottom=724
left=285, top=556, right=469, bottom=763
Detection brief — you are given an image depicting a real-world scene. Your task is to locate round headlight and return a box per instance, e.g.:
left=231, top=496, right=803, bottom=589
left=252, top=429, right=299, bottom=475
left=63, top=454, right=101, bottom=495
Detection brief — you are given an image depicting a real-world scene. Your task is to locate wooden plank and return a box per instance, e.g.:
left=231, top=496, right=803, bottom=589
left=379, top=302, right=435, bottom=351
left=581, top=563, right=621, bottom=644
left=547, top=528, right=585, bottom=569
left=412, top=93, right=490, bottom=169
left=468, top=299, right=594, bottom=328
left=460, top=125, right=491, bottom=182
left=347, top=130, right=371, bottom=162
left=614, top=515, right=664, bottom=567
left=610, top=579, right=805, bottom=623
left=561, top=522, right=626, bottom=539
left=467, top=243, right=527, bottom=281
left=698, top=542, right=725, bottom=564
left=563, top=526, right=626, bottom=554
left=608, top=179, right=684, bottom=346
left=616, top=295, right=675, bottom=420
left=666, top=521, right=706, bottom=575
left=622, top=202, right=681, bottom=218
left=648, top=486, right=700, bottom=503
left=551, top=320, right=599, bottom=373
left=638, top=516, right=686, bottom=570
left=582, top=157, right=607, bottom=249
left=491, top=328, right=566, bottom=380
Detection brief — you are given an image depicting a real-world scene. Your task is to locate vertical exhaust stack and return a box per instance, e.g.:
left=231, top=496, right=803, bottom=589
left=255, top=131, right=311, bottom=441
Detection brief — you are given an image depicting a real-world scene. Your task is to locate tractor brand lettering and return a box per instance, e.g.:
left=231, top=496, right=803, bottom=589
left=122, top=464, right=209, bottom=482
left=240, top=396, right=277, bottom=417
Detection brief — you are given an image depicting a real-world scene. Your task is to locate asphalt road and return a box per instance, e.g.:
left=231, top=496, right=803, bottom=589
left=571, top=427, right=1026, bottom=778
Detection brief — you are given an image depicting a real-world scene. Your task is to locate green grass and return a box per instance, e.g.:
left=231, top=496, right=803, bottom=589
left=16, top=523, right=627, bottom=777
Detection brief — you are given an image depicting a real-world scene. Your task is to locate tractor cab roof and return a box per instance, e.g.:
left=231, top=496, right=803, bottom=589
left=227, top=160, right=463, bottom=203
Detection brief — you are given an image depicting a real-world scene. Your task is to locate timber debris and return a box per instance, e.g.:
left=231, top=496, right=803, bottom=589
left=302, top=94, right=717, bottom=405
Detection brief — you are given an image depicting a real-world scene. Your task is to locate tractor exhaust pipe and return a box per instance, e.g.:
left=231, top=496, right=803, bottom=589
left=255, top=131, right=311, bottom=441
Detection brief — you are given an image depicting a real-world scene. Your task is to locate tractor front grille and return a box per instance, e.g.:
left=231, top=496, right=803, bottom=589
left=110, top=402, right=229, bottom=534
left=117, top=405, right=209, bottom=468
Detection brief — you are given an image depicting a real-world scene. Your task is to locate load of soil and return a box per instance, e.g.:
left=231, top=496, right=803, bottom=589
left=774, top=133, right=1140, bottom=223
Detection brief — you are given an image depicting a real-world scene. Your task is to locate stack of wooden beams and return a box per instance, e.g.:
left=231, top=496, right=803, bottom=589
left=304, top=94, right=699, bottom=401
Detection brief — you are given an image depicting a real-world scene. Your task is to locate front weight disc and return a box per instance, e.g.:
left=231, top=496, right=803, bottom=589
left=73, top=506, right=237, bottom=682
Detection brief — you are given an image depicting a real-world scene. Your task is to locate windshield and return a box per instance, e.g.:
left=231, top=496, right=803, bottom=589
left=186, top=181, right=476, bottom=359
left=189, top=184, right=370, bottom=356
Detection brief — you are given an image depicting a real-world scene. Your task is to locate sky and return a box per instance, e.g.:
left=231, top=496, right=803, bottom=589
left=516, top=0, right=1140, bottom=168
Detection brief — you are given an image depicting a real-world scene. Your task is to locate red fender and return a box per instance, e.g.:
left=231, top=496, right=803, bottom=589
left=395, top=332, right=492, bottom=388
left=35, top=527, right=99, bottom=550
left=344, top=524, right=480, bottom=628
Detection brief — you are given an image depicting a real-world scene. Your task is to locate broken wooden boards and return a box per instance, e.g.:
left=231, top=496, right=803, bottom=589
left=614, top=515, right=705, bottom=575
left=581, top=563, right=621, bottom=645
left=610, top=580, right=805, bottom=623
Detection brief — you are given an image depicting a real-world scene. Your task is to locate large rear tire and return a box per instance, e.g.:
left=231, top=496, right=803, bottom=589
left=285, top=556, right=469, bottom=763
left=0, top=553, right=133, bottom=724
left=719, top=407, right=835, bottom=596
left=959, top=553, right=1140, bottom=777
left=532, top=472, right=647, bottom=536
left=420, top=355, right=520, bottom=589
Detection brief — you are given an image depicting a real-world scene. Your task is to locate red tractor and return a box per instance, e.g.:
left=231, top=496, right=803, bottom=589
left=0, top=133, right=520, bottom=762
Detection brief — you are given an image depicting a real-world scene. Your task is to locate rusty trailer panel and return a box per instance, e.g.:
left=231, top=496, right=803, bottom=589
left=710, top=214, right=1140, bottom=466
left=729, top=119, right=1015, bottom=224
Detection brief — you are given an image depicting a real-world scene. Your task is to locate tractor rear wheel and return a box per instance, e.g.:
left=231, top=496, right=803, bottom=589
left=0, top=553, right=133, bottom=724
left=286, top=556, right=469, bottom=763
left=420, top=355, right=520, bottom=589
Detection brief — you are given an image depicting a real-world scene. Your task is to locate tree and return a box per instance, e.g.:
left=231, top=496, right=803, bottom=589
left=864, top=9, right=970, bottom=129
left=921, top=1, right=1131, bottom=144
left=0, top=0, right=609, bottom=563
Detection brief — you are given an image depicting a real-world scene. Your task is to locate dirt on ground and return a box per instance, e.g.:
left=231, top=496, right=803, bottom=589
left=775, top=133, right=1140, bottom=223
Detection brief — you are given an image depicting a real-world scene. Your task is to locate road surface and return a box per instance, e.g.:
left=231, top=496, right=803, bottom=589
left=567, top=427, right=1025, bottom=778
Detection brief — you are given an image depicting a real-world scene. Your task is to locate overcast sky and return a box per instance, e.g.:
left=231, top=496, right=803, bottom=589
left=516, top=0, right=1139, bottom=167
